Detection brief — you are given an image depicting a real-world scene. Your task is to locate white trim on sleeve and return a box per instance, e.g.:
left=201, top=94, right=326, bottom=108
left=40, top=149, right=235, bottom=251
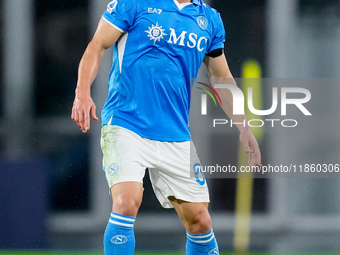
left=102, top=16, right=125, bottom=33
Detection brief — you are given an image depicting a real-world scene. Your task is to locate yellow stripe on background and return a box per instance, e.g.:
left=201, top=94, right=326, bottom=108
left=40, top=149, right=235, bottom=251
left=242, top=60, right=263, bottom=141
left=234, top=60, right=262, bottom=254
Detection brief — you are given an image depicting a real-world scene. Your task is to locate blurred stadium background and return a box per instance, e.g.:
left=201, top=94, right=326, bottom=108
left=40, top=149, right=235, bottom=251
left=1, top=0, right=340, bottom=253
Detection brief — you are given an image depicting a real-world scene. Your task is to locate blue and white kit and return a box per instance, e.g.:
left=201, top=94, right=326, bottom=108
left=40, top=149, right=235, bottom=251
left=100, top=1, right=224, bottom=253
left=100, top=0, right=226, bottom=207
left=101, top=0, right=225, bottom=142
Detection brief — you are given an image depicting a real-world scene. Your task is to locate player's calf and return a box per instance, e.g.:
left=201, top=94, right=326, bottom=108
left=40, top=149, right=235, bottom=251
left=171, top=199, right=211, bottom=234
left=185, top=211, right=219, bottom=254
left=185, top=209, right=212, bottom=234
left=170, top=199, right=219, bottom=254
left=104, top=182, right=143, bottom=254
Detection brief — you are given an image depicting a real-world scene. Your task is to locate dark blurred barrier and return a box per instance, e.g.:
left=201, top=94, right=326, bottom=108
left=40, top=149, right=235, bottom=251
left=0, top=158, right=49, bottom=249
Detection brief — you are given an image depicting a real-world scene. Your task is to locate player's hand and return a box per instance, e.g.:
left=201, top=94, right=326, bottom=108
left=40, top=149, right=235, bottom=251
left=71, top=93, right=98, bottom=133
left=239, top=128, right=261, bottom=167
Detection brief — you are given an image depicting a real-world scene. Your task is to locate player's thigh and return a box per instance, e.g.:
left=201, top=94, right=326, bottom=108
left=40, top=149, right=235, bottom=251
left=169, top=197, right=211, bottom=234
left=101, top=125, right=152, bottom=216
left=101, top=125, right=156, bottom=187
left=111, top=182, right=143, bottom=217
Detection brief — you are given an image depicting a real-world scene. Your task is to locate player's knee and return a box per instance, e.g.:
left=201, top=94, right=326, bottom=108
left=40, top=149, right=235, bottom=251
left=112, top=195, right=142, bottom=216
left=186, top=209, right=211, bottom=234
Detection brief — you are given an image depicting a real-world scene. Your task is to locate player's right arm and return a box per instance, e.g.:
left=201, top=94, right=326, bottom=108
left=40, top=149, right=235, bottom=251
left=71, top=18, right=123, bottom=133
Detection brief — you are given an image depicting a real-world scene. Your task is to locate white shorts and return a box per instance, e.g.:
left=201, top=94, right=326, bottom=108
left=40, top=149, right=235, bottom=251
left=100, top=125, right=209, bottom=208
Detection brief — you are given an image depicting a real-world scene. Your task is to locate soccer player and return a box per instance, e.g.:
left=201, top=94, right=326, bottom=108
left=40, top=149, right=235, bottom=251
left=71, top=0, right=261, bottom=254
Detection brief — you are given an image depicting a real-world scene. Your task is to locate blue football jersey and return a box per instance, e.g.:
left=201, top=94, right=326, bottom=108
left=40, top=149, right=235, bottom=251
left=101, top=0, right=225, bottom=142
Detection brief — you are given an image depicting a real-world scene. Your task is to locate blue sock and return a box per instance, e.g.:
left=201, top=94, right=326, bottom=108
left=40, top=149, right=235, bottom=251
left=103, top=212, right=136, bottom=255
left=186, top=229, right=219, bottom=255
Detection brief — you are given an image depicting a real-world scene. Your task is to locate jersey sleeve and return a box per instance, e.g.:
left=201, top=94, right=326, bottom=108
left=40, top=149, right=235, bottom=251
left=207, top=12, right=226, bottom=53
left=102, top=0, right=137, bottom=32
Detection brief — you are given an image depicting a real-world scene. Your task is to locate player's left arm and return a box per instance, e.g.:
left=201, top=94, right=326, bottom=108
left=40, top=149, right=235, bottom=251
left=203, top=53, right=261, bottom=167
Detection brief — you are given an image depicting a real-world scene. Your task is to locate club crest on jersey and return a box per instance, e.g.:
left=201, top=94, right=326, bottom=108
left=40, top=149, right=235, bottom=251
left=197, top=16, right=208, bottom=30
left=145, top=23, right=167, bottom=43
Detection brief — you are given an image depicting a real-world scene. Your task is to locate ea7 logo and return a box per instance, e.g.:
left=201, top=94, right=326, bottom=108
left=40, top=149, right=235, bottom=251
left=148, top=8, right=162, bottom=14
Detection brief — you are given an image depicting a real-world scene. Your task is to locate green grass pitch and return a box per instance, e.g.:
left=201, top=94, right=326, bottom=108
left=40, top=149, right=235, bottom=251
left=10, top=252, right=297, bottom=255
left=0, top=252, right=231, bottom=255
left=1, top=252, right=182, bottom=255
left=0, top=253, right=188, bottom=255
left=0, top=252, right=333, bottom=255
left=0, top=252, right=194, bottom=255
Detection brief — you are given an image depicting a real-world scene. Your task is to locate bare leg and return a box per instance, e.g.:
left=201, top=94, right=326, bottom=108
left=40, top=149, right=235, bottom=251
left=104, top=182, right=143, bottom=255
left=169, top=196, right=219, bottom=255
left=110, top=181, right=143, bottom=217
left=169, top=196, right=211, bottom=234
